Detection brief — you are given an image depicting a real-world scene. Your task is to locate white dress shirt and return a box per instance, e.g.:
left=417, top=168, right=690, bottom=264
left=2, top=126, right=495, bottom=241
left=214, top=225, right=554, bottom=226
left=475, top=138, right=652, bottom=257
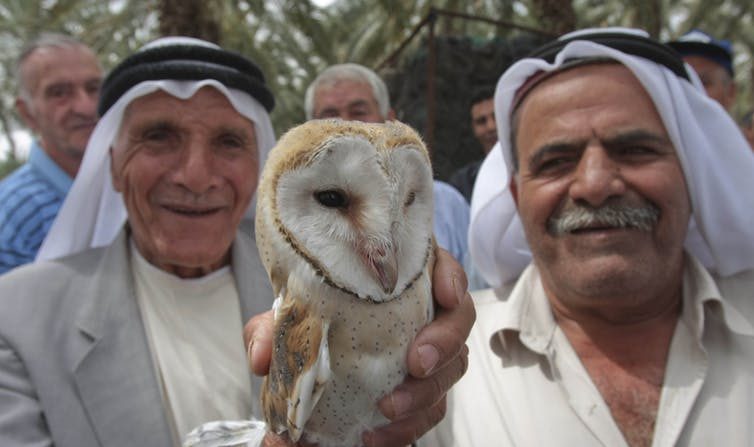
left=131, top=242, right=253, bottom=446
left=423, top=254, right=754, bottom=446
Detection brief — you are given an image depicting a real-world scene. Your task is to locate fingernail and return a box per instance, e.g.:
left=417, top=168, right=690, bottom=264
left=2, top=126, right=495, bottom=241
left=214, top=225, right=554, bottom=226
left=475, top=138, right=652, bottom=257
left=418, top=344, right=439, bottom=375
left=390, top=390, right=412, bottom=418
left=452, top=273, right=466, bottom=305
left=246, top=338, right=254, bottom=361
left=249, top=337, right=262, bottom=369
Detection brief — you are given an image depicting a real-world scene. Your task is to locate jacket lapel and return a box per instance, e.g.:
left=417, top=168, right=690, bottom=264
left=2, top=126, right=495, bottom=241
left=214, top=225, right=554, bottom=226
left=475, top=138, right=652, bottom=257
left=233, top=219, right=275, bottom=418
left=71, top=223, right=276, bottom=443
left=234, top=220, right=275, bottom=321
left=72, top=230, right=174, bottom=446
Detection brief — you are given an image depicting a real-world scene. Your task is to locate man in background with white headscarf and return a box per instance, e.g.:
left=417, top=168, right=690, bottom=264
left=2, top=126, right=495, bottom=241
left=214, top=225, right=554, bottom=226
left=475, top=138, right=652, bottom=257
left=423, top=28, right=754, bottom=446
left=0, top=37, right=474, bottom=447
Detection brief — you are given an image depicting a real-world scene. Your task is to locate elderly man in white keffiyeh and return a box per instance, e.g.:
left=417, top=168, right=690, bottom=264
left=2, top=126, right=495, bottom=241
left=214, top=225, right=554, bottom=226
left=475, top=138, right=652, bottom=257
left=0, top=37, right=474, bottom=447
left=422, top=28, right=754, bottom=447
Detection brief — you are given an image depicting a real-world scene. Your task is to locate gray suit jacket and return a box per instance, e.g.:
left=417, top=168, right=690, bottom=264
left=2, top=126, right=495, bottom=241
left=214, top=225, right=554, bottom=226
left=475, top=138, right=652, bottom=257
left=0, top=224, right=274, bottom=446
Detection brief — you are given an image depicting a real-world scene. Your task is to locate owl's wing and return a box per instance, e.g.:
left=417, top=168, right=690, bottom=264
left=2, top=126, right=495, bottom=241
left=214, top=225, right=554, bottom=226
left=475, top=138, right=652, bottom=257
left=262, top=290, right=331, bottom=442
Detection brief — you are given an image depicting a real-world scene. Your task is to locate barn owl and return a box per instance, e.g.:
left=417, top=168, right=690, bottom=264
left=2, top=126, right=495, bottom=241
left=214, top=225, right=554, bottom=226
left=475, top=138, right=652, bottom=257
left=255, top=119, right=436, bottom=446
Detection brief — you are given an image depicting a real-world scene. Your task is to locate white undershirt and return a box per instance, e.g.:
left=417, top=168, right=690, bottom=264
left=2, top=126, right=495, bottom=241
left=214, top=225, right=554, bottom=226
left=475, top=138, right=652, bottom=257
left=130, top=241, right=252, bottom=446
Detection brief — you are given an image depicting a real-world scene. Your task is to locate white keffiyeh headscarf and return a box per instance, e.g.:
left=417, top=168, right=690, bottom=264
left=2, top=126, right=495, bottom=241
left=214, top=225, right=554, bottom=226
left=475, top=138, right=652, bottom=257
left=469, top=27, right=754, bottom=288
left=37, top=37, right=276, bottom=262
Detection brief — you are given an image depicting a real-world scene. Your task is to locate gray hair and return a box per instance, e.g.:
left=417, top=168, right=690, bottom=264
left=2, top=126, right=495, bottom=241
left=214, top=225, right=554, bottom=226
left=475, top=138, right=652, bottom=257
left=304, top=63, right=390, bottom=120
left=16, top=33, right=94, bottom=101
left=547, top=201, right=660, bottom=236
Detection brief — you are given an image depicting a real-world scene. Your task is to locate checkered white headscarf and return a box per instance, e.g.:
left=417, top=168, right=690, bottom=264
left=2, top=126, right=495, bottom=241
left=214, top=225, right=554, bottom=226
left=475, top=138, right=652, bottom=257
left=469, top=28, right=754, bottom=287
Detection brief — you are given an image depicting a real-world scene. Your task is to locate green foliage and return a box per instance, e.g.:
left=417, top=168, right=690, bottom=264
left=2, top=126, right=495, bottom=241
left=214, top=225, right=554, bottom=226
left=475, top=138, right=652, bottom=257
left=0, top=156, right=22, bottom=181
left=0, top=0, right=752, bottom=149
left=0, top=0, right=158, bottom=156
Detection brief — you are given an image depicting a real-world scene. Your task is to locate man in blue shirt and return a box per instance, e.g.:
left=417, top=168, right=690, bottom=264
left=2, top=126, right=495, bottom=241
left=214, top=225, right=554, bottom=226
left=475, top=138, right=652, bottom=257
left=304, top=63, right=471, bottom=264
left=0, top=33, right=102, bottom=273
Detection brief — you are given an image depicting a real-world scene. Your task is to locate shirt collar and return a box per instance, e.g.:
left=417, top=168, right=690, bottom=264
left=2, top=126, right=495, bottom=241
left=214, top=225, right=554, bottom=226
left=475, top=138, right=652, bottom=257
left=487, top=253, right=754, bottom=358
left=681, top=254, right=754, bottom=339
left=129, top=237, right=232, bottom=290
left=478, top=263, right=557, bottom=359
left=28, top=141, right=73, bottom=195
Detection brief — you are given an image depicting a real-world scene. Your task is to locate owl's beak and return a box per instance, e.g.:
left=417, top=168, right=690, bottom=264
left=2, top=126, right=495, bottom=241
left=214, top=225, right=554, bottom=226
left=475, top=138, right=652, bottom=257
left=361, top=241, right=398, bottom=295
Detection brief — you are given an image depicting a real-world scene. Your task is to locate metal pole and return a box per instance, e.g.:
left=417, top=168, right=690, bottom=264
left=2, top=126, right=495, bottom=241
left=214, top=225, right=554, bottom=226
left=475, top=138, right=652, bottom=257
left=431, top=8, right=555, bottom=37
left=425, top=8, right=437, bottom=156
left=376, top=14, right=431, bottom=71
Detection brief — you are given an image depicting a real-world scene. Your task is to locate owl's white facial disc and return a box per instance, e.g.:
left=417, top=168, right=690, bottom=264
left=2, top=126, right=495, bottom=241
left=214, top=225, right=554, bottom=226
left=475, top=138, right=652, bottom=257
left=275, top=135, right=433, bottom=302
left=383, top=145, right=434, bottom=292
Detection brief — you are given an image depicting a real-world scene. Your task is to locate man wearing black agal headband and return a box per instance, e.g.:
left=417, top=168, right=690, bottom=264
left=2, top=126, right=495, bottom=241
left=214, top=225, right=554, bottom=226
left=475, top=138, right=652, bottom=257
left=423, top=28, right=754, bottom=446
left=0, top=37, right=475, bottom=447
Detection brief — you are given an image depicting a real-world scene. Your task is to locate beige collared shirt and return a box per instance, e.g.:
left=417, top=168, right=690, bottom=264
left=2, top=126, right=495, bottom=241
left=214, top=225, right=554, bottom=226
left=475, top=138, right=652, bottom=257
left=130, top=242, right=252, bottom=446
left=424, top=255, right=754, bottom=446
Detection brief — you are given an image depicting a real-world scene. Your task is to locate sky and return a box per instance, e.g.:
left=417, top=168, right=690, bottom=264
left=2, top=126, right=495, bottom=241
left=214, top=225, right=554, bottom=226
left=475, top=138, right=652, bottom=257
left=0, top=130, right=31, bottom=162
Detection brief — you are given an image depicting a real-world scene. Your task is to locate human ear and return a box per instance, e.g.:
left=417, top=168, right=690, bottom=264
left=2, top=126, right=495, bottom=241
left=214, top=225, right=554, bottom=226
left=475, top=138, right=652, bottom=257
left=15, top=97, right=38, bottom=132
left=509, top=176, right=520, bottom=209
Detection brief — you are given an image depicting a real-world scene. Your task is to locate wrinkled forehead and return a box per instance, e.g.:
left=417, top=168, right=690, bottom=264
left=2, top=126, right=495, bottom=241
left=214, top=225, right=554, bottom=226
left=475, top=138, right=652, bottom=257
left=495, top=32, right=698, bottom=172
left=23, top=43, right=97, bottom=69
left=506, top=60, right=681, bottom=174
left=21, top=44, right=101, bottom=89
left=120, top=86, right=243, bottom=118
left=316, top=79, right=376, bottom=101
left=520, top=62, right=667, bottom=135
left=513, top=59, right=631, bottom=115
left=511, top=59, right=671, bottom=136
left=116, top=85, right=255, bottom=139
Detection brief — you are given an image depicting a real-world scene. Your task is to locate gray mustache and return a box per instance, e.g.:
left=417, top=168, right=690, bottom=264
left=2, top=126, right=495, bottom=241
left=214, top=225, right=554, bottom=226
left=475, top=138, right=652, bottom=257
left=547, top=202, right=660, bottom=236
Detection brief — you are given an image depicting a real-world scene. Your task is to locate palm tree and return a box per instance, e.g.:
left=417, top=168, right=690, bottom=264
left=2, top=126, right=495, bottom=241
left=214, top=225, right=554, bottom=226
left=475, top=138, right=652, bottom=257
left=0, top=0, right=751, bottom=165
left=158, top=0, right=221, bottom=42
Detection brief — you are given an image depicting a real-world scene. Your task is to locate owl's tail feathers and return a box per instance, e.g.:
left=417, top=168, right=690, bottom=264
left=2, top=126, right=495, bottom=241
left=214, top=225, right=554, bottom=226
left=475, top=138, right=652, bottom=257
left=183, top=419, right=268, bottom=447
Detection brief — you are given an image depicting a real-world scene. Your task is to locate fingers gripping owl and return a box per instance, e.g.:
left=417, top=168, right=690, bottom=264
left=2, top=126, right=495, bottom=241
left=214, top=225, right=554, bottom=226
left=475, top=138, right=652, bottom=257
left=255, top=119, right=436, bottom=446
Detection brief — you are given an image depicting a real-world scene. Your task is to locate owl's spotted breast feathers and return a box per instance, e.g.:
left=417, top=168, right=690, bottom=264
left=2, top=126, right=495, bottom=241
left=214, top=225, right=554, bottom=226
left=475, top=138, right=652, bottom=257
left=263, top=294, right=329, bottom=441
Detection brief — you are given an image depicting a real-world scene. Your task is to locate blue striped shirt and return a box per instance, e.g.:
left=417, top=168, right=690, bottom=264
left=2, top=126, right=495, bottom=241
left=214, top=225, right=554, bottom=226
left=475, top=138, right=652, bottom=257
left=0, top=142, right=72, bottom=274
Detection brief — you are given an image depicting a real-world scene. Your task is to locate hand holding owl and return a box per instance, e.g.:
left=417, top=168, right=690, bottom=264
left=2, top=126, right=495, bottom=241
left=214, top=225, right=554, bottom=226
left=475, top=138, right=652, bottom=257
left=244, top=248, right=474, bottom=447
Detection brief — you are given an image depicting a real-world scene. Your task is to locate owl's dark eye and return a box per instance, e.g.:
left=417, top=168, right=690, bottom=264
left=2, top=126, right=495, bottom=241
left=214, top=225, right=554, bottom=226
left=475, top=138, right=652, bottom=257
left=405, top=191, right=416, bottom=207
left=314, top=189, right=349, bottom=208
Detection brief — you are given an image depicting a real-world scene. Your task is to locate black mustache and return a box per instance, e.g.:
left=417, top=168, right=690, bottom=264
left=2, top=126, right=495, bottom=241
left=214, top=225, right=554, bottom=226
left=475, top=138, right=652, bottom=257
left=547, top=202, right=660, bottom=236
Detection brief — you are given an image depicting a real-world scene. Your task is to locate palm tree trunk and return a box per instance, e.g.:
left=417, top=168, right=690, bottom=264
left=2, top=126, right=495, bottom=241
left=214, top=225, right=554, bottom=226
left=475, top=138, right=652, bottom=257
left=530, top=0, right=576, bottom=37
left=157, top=0, right=221, bottom=43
